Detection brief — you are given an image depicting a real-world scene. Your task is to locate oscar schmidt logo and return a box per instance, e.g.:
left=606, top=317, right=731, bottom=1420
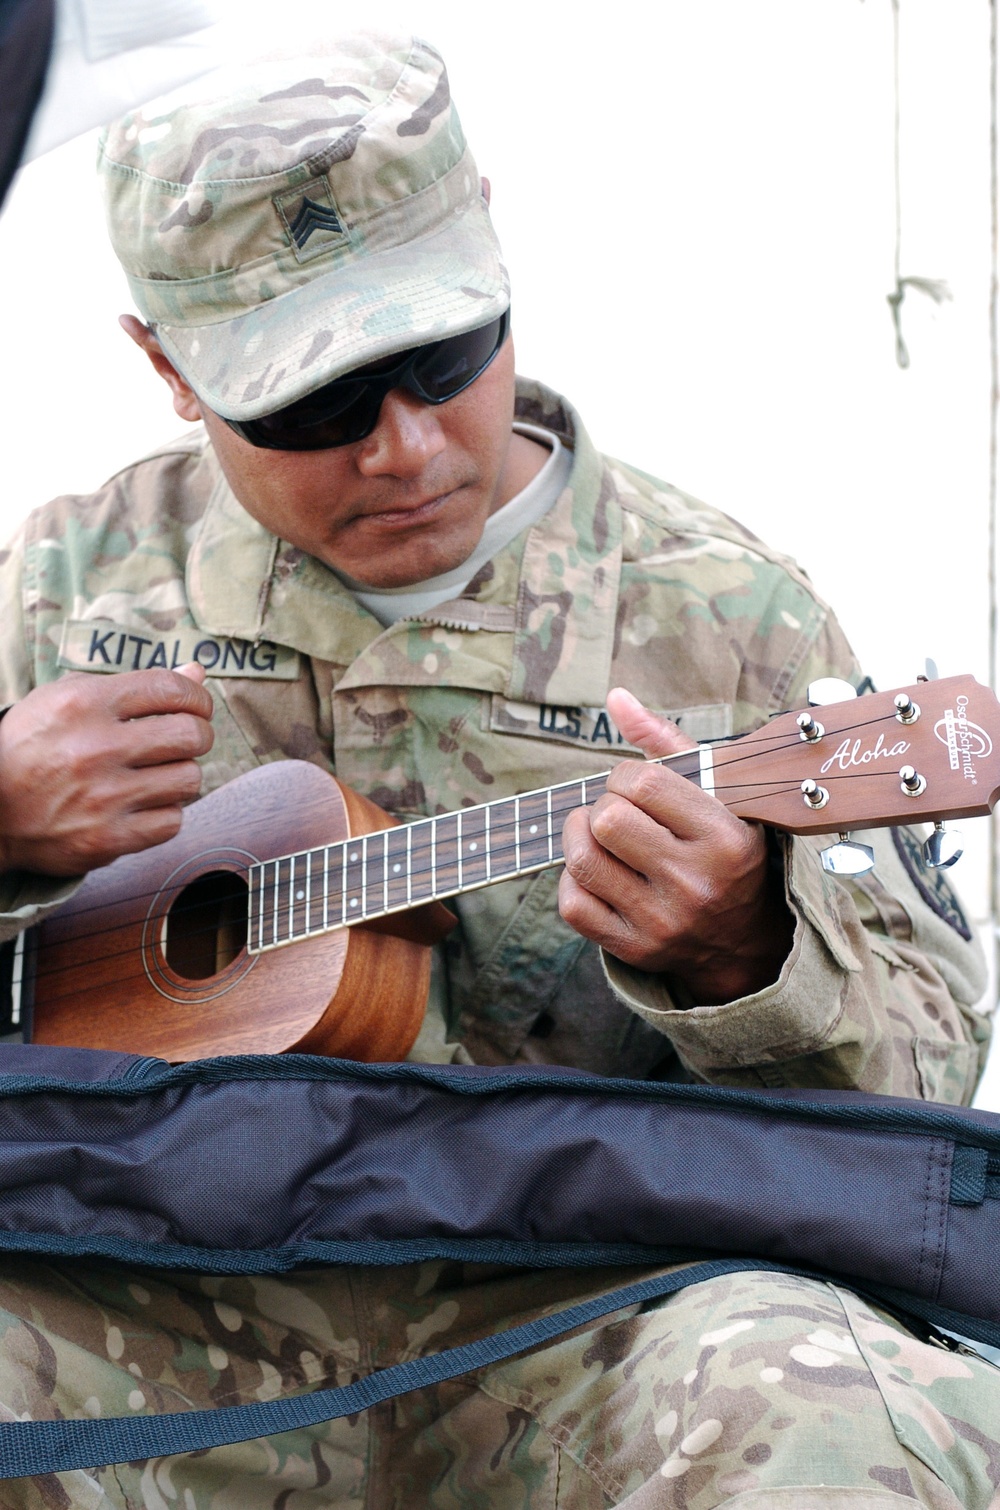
left=934, top=694, right=992, bottom=786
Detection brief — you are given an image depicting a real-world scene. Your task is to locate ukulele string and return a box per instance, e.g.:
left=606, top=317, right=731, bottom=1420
left=23, top=705, right=926, bottom=983
left=29, top=700, right=911, bottom=937
left=25, top=760, right=928, bottom=1003
left=26, top=738, right=908, bottom=960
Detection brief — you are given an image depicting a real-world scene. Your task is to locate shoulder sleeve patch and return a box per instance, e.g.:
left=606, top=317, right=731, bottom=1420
left=891, top=826, right=972, bottom=940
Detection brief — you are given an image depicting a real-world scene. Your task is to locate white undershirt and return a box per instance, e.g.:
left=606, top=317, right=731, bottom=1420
left=336, top=422, right=572, bottom=628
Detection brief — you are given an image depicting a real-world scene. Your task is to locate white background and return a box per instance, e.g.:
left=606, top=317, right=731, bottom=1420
left=2, top=0, right=998, bottom=1101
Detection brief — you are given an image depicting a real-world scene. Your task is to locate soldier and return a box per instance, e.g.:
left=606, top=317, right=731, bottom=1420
left=0, top=31, right=997, bottom=1508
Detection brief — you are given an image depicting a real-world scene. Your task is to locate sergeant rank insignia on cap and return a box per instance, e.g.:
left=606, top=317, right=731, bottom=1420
left=289, top=197, right=343, bottom=248
left=274, top=178, right=346, bottom=262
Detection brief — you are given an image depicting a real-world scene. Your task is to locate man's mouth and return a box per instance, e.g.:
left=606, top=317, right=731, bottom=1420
left=359, top=485, right=464, bottom=528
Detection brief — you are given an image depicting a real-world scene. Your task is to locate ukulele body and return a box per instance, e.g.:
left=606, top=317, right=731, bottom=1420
left=30, top=761, right=453, bottom=1063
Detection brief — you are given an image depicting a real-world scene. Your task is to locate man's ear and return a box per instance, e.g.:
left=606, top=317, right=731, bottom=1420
left=481, top=176, right=491, bottom=207
left=119, top=314, right=203, bottom=423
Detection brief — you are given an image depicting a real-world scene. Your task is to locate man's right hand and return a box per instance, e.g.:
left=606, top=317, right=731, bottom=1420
left=0, top=667, right=215, bottom=877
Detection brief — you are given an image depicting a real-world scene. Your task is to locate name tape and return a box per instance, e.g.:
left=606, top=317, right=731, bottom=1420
left=58, top=621, right=300, bottom=681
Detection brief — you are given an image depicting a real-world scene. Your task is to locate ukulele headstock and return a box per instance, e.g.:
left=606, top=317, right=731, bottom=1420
left=715, top=675, right=1000, bottom=834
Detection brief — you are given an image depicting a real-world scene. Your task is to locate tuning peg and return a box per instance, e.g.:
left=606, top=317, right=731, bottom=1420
left=807, top=678, right=858, bottom=707
left=893, top=692, right=920, bottom=725
left=899, top=765, right=927, bottom=797
left=797, top=711, right=825, bottom=742
left=922, top=823, right=963, bottom=870
left=821, top=834, right=876, bottom=876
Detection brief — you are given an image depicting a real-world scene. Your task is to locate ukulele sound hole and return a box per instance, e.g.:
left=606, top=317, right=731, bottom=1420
left=165, top=870, right=249, bottom=980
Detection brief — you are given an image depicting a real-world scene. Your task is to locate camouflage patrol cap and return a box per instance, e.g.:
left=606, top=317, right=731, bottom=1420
left=97, top=33, right=508, bottom=422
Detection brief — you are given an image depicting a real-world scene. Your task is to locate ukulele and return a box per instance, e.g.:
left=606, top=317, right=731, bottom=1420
left=21, top=674, right=1000, bottom=1063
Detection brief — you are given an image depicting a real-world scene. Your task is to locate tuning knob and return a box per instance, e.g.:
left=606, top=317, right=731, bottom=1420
left=821, top=834, right=876, bottom=876
left=797, top=711, right=825, bottom=743
left=899, top=765, right=927, bottom=797
left=894, top=693, right=920, bottom=725
left=807, top=678, right=858, bottom=708
left=922, top=823, right=963, bottom=870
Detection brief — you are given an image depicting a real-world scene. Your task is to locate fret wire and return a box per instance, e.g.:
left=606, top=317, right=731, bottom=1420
left=514, top=795, right=521, bottom=872
left=285, top=774, right=611, bottom=937
left=288, top=772, right=614, bottom=936
left=211, top=739, right=878, bottom=953
left=252, top=746, right=731, bottom=950
left=260, top=756, right=708, bottom=942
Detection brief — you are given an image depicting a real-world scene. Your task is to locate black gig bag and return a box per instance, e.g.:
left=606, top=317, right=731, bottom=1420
left=0, top=1042, right=997, bottom=1476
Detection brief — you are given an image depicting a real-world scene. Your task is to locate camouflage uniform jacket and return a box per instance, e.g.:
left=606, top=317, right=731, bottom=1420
left=0, top=380, right=988, bottom=1099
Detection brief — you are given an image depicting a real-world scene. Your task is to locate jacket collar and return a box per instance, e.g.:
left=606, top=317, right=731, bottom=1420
left=186, top=379, right=622, bottom=704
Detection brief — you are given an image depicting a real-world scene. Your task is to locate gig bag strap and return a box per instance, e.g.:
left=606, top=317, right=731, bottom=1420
left=0, top=1263, right=988, bottom=1478
left=0, top=1258, right=820, bottom=1478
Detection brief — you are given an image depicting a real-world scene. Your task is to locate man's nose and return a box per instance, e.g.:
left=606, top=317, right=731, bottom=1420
left=355, top=388, right=448, bottom=477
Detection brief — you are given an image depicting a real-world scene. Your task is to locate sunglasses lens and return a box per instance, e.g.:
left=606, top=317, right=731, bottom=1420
left=230, top=310, right=509, bottom=451
left=246, top=383, right=378, bottom=451
left=411, top=316, right=506, bottom=402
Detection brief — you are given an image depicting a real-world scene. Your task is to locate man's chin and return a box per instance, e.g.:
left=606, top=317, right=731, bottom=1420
left=338, top=554, right=473, bottom=590
left=323, top=541, right=475, bottom=590
left=327, top=513, right=486, bottom=589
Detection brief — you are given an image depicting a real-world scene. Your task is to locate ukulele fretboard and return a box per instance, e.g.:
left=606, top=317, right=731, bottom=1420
left=246, top=748, right=711, bottom=952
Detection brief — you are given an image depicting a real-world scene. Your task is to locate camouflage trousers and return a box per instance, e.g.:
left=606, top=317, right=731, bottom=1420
left=0, top=1258, right=998, bottom=1509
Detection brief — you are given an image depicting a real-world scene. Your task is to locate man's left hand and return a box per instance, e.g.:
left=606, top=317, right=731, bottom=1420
left=558, top=687, right=795, bottom=1004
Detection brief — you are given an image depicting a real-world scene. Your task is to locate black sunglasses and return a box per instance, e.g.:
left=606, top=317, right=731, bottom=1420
left=223, top=308, right=510, bottom=452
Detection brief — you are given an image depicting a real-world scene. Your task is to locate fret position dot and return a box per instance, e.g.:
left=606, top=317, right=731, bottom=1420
left=296, top=890, right=305, bottom=901
left=469, top=841, right=478, bottom=851
left=350, top=898, right=359, bottom=908
left=529, top=825, right=538, bottom=834
left=392, top=863, right=402, bottom=873
left=350, top=852, right=359, bottom=862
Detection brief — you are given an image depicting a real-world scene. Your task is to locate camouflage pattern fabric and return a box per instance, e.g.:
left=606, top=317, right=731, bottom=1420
left=0, top=380, right=988, bottom=1097
left=97, top=32, right=509, bottom=422
left=0, top=381, right=996, bottom=1499
left=0, top=1260, right=998, bottom=1507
